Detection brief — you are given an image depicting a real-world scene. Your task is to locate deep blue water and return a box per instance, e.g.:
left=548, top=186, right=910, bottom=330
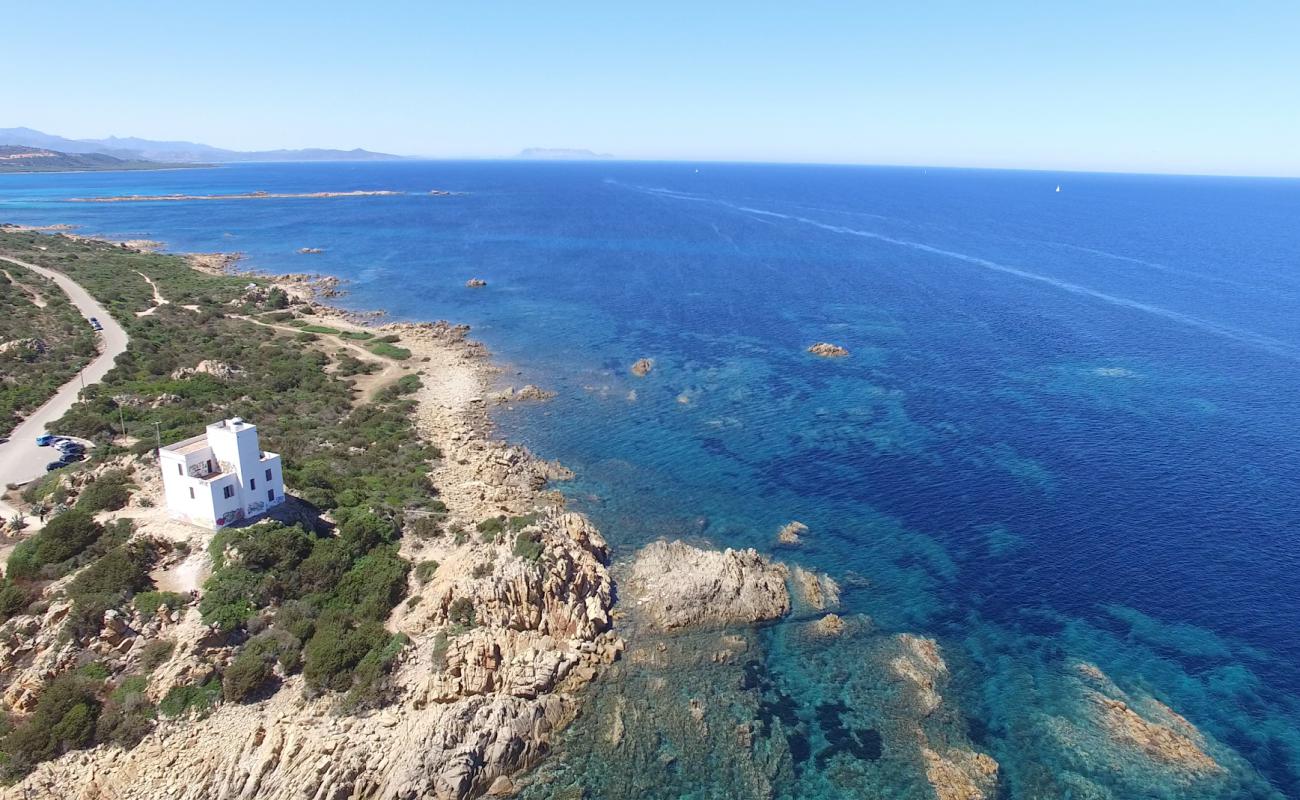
left=4, top=162, right=1299, bottom=796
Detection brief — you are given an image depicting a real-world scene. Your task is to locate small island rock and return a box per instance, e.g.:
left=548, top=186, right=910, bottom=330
left=808, top=342, right=850, bottom=358
left=630, top=358, right=655, bottom=377
left=777, top=521, right=808, bottom=545
left=466, top=278, right=488, bottom=288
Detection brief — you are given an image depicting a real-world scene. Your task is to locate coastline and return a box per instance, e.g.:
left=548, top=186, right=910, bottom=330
left=0, top=228, right=620, bottom=799
left=1, top=225, right=1266, bottom=800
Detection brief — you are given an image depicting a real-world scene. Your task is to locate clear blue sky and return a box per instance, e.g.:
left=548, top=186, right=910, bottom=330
left=6, top=1, right=1299, bottom=175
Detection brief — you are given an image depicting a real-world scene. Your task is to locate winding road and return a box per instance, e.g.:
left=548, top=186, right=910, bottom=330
left=0, top=254, right=128, bottom=506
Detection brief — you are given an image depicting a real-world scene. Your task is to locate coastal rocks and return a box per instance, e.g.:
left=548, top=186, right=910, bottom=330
left=492, top=385, right=556, bottom=404
left=296, top=247, right=324, bottom=254
left=810, top=613, right=846, bottom=637
left=629, top=358, right=654, bottom=377
left=807, top=342, right=849, bottom=358
left=790, top=566, right=840, bottom=611
left=776, top=520, right=807, bottom=545
left=466, top=278, right=488, bottom=288
left=624, top=541, right=791, bottom=631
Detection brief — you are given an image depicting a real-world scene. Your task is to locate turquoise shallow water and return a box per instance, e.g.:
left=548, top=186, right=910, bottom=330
left=3, top=162, right=1299, bottom=796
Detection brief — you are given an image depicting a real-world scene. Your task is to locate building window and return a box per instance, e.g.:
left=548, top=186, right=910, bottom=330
left=177, top=464, right=183, bottom=476
left=265, top=468, right=272, bottom=481
left=267, top=489, right=275, bottom=502
left=250, top=478, right=257, bottom=490
left=223, top=485, right=235, bottom=499
left=188, top=487, right=195, bottom=499
left=206, top=459, right=213, bottom=474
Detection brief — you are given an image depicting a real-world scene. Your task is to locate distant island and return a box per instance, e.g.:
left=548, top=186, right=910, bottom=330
left=515, top=147, right=614, bottom=160
left=0, top=127, right=403, bottom=164
left=0, top=145, right=194, bottom=173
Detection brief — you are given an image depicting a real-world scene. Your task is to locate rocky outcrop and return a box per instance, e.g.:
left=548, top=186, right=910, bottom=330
left=466, top=278, right=488, bottom=288
left=169, top=360, right=243, bottom=381
left=629, top=358, right=654, bottom=377
left=776, top=520, right=807, bottom=545
left=492, top=385, right=556, bottom=404
left=807, top=342, right=849, bottom=358
left=0, top=337, right=46, bottom=356
left=297, top=247, right=324, bottom=254
left=623, top=541, right=791, bottom=630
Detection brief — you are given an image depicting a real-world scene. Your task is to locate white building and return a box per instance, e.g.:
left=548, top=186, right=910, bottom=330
left=159, top=417, right=285, bottom=529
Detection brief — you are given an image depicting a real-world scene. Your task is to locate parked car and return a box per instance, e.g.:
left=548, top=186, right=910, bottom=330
left=36, top=434, right=55, bottom=446
left=56, top=441, right=85, bottom=456
left=46, top=460, right=69, bottom=472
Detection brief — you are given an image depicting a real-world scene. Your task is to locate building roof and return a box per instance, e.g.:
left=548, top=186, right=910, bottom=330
left=160, top=433, right=210, bottom=456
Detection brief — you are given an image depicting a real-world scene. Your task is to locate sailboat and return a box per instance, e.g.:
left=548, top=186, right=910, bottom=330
left=1055, top=185, right=1061, bottom=193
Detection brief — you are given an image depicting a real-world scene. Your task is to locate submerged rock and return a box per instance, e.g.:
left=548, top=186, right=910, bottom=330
left=807, top=342, right=849, bottom=358
left=630, top=358, right=654, bottom=377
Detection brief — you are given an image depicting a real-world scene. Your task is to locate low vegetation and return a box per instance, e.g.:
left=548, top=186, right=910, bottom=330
left=0, top=233, right=446, bottom=780
left=0, top=262, right=97, bottom=436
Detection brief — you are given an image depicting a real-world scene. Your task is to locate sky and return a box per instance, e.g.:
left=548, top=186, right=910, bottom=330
left=4, top=1, right=1299, bottom=175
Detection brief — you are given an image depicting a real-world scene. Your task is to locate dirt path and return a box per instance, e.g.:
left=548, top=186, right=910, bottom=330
left=236, top=315, right=407, bottom=403
left=2, top=268, right=48, bottom=307
left=134, top=270, right=170, bottom=316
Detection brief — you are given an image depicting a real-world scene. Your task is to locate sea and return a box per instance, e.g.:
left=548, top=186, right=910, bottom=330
left=3, top=161, right=1299, bottom=798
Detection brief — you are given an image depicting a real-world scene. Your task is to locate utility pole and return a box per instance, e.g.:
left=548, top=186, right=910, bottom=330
left=154, top=421, right=162, bottom=457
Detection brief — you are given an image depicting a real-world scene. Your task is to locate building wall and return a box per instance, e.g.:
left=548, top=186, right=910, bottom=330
left=161, top=420, right=287, bottom=529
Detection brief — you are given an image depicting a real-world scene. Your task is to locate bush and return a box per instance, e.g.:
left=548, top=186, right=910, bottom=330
left=75, top=473, right=132, bottom=512
left=513, top=531, right=544, bottom=563
left=300, top=325, right=340, bottom=335
left=302, top=614, right=389, bottom=693
left=414, top=560, right=439, bottom=585
left=138, top=639, right=175, bottom=673
left=448, top=597, right=475, bottom=627
left=339, top=330, right=373, bottom=341
left=329, top=546, right=409, bottom=621
left=0, top=580, right=31, bottom=623
left=134, top=591, right=189, bottom=620
left=6, top=510, right=103, bottom=579
left=0, top=674, right=100, bottom=780
left=476, top=516, right=505, bottom=542
left=158, top=679, right=221, bottom=718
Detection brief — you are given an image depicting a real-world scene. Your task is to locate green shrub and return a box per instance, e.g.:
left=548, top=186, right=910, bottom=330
left=414, top=560, right=439, bottom=585
left=0, top=674, right=100, bottom=780
left=75, top=473, right=132, bottom=512
left=134, top=591, right=189, bottom=620
left=6, top=510, right=103, bottom=579
left=513, top=531, right=544, bottom=563
left=0, top=580, right=30, bottom=623
left=158, top=679, right=221, bottom=718
left=299, top=324, right=340, bottom=335
left=339, top=330, right=374, bottom=341
left=448, top=597, right=475, bottom=627
left=302, top=614, right=389, bottom=693
left=329, top=546, right=409, bottom=621
left=138, top=639, right=175, bottom=673
left=222, top=631, right=300, bottom=704
left=508, top=512, right=540, bottom=532
left=476, top=516, right=505, bottom=541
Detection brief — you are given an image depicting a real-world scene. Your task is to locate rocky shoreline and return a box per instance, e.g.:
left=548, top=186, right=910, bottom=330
left=1, top=230, right=1258, bottom=800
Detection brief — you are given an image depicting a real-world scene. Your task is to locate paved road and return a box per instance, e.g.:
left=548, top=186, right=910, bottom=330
left=0, top=255, right=129, bottom=504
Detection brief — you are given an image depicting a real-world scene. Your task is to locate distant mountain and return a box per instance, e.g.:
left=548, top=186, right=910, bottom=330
left=0, top=127, right=403, bottom=164
left=515, top=147, right=613, bottom=160
left=0, top=145, right=189, bottom=173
